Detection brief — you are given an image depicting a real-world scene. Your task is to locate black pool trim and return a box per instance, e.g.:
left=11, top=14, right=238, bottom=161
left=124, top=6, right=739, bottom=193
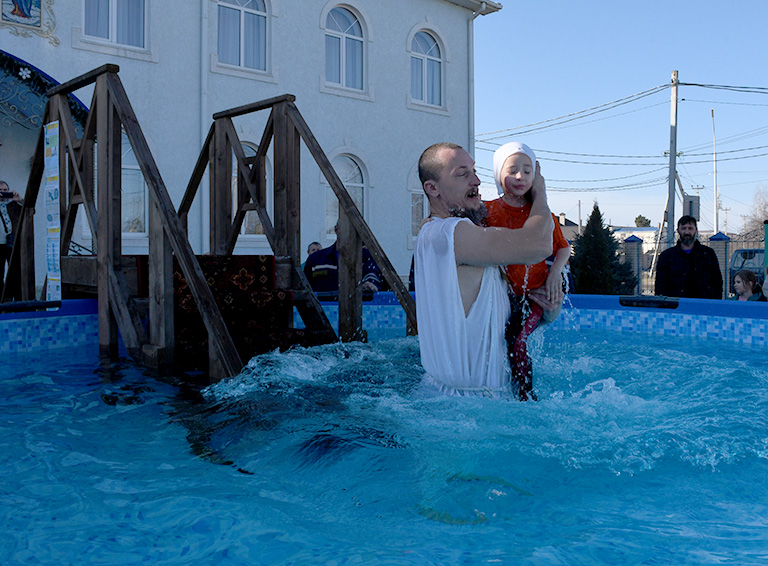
left=619, top=296, right=680, bottom=309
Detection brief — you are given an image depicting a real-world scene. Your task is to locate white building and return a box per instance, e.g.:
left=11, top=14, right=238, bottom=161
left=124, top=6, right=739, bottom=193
left=1, top=0, right=501, bottom=287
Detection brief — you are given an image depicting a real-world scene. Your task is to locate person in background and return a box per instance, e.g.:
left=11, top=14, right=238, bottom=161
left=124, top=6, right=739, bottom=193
left=655, top=215, right=723, bottom=299
left=0, top=181, right=24, bottom=298
left=414, top=142, right=557, bottom=398
left=730, top=269, right=766, bottom=302
left=303, top=224, right=381, bottom=294
left=485, top=142, right=570, bottom=401
left=301, top=241, right=322, bottom=270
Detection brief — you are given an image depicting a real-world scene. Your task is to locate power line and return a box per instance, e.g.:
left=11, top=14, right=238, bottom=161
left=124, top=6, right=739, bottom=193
left=475, top=84, right=668, bottom=141
left=679, top=82, right=768, bottom=95
left=682, top=98, right=768, bottom=107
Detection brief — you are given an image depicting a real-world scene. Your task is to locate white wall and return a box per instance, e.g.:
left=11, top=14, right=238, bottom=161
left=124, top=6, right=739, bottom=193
left=1, top=0, right=482, bottom=287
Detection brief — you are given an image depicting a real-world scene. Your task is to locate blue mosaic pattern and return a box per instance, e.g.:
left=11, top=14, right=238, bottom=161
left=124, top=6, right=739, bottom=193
left=295, top=295, right=768, bottom=347
left=549, top=307, right=768, bottom=346
left=2, top=296, right=765, bottom=351
left=0, top=314, right=99, bottom=353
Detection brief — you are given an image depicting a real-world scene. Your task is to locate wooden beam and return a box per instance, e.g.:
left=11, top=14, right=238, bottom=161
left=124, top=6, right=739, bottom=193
left=46, top=64, right=120, bottom=97
left=337, top=211, right=364, bottom=341
left=96, top=74, right=120, bottom=357
left=209, top=120, right=232, bottom=255
left=145, top=197, right=174, bottom=368
left=272, top=102, right=301, bottom=289
left=179, top=123, right=214, bottom=231
left=286, top=102, right=417, bottom=333
left=55, top=95, right=98, bottom=253
left=106, top=72, right=243, bottom=378
left=212, top=94, right=296, bottom=120
left=6, top=105, right=49, bottom=301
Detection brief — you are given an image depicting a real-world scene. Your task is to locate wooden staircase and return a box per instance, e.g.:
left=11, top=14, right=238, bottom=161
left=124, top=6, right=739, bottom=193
left=8, top=64, right=416, bottom=382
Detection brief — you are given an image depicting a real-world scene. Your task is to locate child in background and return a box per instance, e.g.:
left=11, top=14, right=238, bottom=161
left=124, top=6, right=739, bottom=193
left=485, top=142, right=570, bottom=401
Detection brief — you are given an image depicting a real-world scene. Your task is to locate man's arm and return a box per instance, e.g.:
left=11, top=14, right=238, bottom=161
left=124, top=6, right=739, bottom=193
left=454, top=164, right=553, bottom=267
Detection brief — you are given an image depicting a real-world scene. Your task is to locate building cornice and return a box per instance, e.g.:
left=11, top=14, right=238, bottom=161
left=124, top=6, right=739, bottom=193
left=442, top=0, right=503, bottom=16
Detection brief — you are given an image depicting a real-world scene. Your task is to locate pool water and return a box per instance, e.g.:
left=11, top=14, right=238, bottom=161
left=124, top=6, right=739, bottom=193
left=2, top=328, right=768, bottom=565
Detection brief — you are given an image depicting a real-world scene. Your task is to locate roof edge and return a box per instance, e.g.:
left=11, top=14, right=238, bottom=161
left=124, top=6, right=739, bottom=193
left=442, top=0, right=503, bottom=16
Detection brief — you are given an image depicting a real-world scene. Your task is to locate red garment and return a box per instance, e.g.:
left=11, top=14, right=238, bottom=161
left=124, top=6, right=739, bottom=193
left=485, top=198, right=569, bottom=296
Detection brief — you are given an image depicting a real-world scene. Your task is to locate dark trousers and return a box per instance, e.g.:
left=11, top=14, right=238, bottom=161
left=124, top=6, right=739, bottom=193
left=505, top=294, right=543, bottom=401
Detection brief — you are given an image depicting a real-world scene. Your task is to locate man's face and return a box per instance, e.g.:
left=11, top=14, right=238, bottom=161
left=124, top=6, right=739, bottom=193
left=677, top=222, right=697, bottom=246
left=0, top=183, right=9, bottom=202
left=431, top=148, right=486, bottom=224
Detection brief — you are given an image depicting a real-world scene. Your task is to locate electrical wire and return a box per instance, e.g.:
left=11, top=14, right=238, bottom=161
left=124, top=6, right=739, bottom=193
left=475, top=85, right=668, bottom=141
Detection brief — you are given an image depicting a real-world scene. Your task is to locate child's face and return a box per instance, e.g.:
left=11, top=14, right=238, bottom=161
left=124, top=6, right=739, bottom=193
left=501, top=153, right=534, bottom=198
left=733, top=276, right=747, bottom=295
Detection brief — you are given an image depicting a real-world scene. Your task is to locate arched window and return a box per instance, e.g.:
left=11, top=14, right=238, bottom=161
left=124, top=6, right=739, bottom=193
left=408, top=165, right=428, bottom=247
left=121, top=131, right=147, bottom=236
left=326, top=154, right=365, bottom=237
left=218, top=0, right=267, bottom=71
left=231, top=143, right=272, bottom=236
left=410, top=31, right=442, bottom=106
left=324, top=6, right=363, bottom=90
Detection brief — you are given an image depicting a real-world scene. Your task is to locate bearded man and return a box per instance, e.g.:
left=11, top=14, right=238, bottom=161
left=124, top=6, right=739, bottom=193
left=655, top=215, right=723, bottom=299
left=413, top=143, right=558, bottom=396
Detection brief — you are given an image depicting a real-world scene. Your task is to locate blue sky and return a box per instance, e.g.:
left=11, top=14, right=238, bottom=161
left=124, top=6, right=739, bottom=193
left=473, top=1, right=768, bottom=233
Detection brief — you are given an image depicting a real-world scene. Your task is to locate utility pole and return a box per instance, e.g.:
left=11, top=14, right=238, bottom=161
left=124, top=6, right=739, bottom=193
left=578, top=199, right=582, bottom=235
left=666, top=71, right=679, bottom=245
left=712, top=108, right=719, bottom=233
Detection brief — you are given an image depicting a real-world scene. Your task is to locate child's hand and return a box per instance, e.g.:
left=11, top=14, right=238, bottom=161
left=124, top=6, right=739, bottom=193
left=544, top=269, right=564, bottom=304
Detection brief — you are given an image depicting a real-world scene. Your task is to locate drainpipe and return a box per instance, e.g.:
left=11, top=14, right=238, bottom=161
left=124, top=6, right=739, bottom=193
left=199, top=0, right=210, bottom=253
left=467, top=2, right=485, bottom=157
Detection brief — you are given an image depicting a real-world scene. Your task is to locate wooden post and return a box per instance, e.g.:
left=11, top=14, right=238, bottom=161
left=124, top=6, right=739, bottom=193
left=272, top=101, right=301, bottom=289
left=96, top=74, right=120, bottom=357
left=338, top=211, right=365, bottom=341
left=143, top=196, right=174, bottom=368
left=209, top=119, right=231, bottom=255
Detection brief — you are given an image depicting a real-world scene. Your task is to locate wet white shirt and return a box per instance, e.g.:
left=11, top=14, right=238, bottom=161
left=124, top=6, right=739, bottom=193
left=414, top=217, right=511, bottom=395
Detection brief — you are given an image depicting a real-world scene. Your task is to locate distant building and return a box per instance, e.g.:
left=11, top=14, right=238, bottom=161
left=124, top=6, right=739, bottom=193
left=1, top=0, right=501, bottom=287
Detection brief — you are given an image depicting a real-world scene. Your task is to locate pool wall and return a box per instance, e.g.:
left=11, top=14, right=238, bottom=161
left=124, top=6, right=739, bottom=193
left=0, top=299, right=98, bottom=353
left=2, top=294, right=766, bottom=352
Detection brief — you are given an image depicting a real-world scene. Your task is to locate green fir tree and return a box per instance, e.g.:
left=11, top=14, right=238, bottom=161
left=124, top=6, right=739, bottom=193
left=571, top=203, right=638, bottom=294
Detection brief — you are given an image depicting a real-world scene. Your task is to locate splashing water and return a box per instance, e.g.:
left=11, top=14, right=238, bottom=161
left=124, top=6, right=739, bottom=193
left=1, top=328, right=767, bottom=564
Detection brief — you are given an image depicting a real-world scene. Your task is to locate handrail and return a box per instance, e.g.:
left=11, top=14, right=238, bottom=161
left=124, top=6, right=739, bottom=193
left=46, top=64, right=119, bottom=97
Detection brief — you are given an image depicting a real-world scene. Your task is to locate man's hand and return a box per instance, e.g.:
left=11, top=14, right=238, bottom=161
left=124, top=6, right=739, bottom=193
left=530, top=162, right=547, bottom=203
left=527, top=286, right=562, bottom=324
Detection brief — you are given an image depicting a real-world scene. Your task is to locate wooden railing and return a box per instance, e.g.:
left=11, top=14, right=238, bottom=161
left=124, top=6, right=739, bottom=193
left=7, top=65, right=417, bottom=380
left=179, top=95, right=417, bottom=341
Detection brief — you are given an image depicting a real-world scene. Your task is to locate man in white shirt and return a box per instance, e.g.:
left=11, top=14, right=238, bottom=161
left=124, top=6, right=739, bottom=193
left=414, top=143, right=559, bottom=397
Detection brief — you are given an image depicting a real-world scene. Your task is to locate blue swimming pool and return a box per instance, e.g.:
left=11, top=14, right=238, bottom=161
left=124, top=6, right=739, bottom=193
left=2, top=294, right=767, bottom=564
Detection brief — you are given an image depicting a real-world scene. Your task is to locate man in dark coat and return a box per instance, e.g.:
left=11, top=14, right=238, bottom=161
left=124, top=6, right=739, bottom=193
left=303, top=223, right=381, bottom=296
left=655, top=215, right=723, bottom=299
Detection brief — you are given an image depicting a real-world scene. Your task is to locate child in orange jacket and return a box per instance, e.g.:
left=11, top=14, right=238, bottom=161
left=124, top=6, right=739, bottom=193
left=485, top=142, right=570, bottom=400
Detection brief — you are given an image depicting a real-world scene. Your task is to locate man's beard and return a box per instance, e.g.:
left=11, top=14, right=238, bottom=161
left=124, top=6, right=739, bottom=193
left=448, top=203, right=488, bottom=226
left=679, top=234, right=695, bottom=246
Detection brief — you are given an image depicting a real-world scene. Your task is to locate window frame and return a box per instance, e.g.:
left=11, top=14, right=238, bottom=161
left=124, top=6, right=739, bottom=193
left=406, top=27, right=449, bottom=114
left=216, top=0, right=269, bottom=73
left=322, top=152, right=369, bottom=246
left=120, top=130, right=149, bottom=240
left=320, top=4, right=371, bottom=99
left=407, top=163, right=429, bottom=249
left=82, top=0, right=148, bottom=50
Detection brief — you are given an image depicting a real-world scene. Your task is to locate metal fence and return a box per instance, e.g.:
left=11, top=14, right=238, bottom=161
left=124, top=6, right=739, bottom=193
left=619, top=235, right=766, bottom=298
